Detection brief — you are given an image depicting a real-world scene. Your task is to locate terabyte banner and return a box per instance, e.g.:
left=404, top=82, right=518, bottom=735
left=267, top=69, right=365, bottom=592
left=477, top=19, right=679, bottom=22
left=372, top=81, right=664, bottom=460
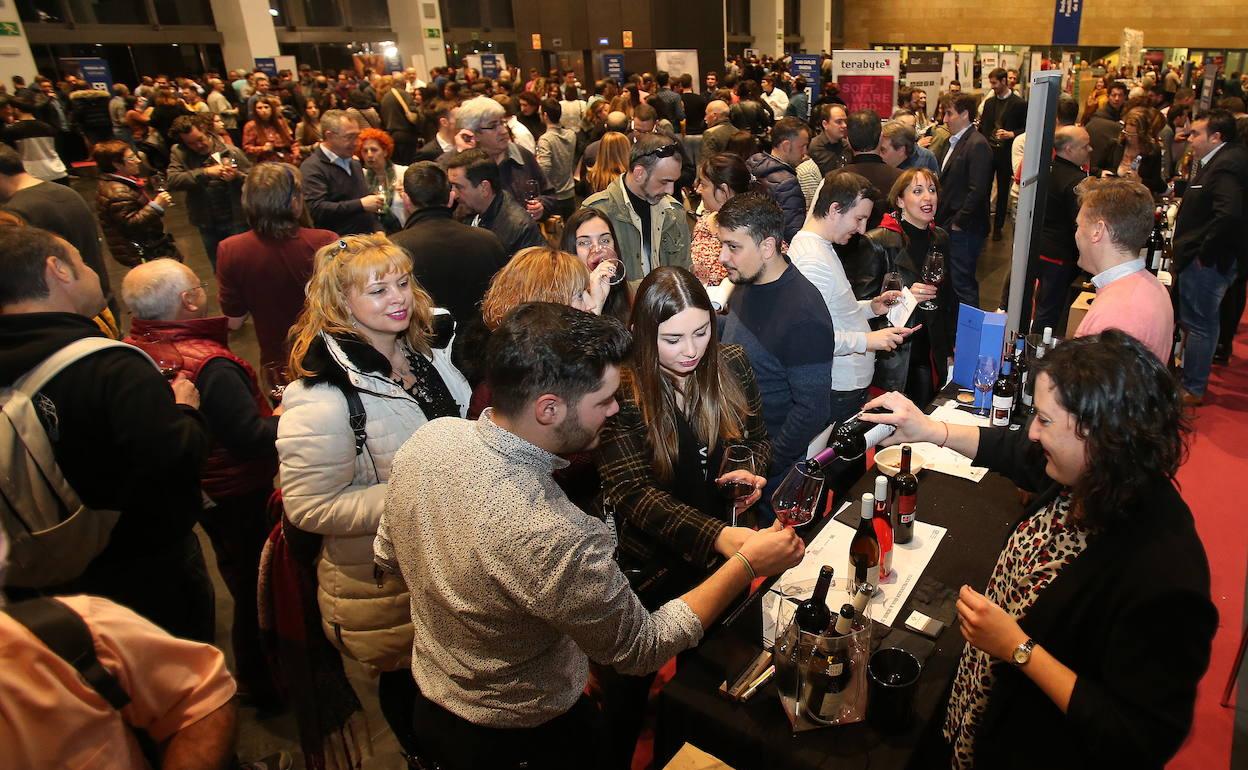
left=831, top=50, right=899, bottom=118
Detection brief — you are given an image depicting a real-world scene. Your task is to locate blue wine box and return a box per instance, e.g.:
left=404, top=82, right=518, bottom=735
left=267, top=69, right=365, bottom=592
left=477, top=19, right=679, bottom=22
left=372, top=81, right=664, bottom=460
left=952, top=304, right=1007, bottom=391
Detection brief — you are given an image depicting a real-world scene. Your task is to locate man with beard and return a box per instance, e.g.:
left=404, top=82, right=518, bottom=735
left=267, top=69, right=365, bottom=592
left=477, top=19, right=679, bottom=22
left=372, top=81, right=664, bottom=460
left=374, top=302, right=804, bottom=769
left=717, top=193, right=835, bottom=519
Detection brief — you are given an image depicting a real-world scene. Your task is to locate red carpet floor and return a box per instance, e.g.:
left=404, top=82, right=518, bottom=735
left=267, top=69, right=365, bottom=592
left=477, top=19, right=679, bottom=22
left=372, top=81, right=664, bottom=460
left=1169, top=314, right=1248, bottom=770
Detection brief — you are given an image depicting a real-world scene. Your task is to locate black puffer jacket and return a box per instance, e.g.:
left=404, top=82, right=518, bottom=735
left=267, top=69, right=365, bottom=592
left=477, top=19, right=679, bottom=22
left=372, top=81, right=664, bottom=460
left=746, top=151, right=804, bottom=242
left=95, top=173, right=180, bottom=266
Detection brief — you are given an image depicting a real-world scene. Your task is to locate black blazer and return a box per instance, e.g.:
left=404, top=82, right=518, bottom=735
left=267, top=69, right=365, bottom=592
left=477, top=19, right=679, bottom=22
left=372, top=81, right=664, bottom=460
left=978, top=92, right=1027, bottom=155
left=1172, top=142, right=1248, bottom=274
left=1036, top=156, right=1088, bottom=266
left=299, top=147, right=381, bottom=236
left=936, top=128, right=994, bottom=235
left=969, top=427, right=1217, bottom=769
left=390, top=206, right=507, bottom=328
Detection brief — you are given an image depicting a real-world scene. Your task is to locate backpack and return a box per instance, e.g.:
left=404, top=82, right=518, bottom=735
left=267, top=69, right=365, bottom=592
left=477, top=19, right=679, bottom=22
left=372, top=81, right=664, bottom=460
left=0, top=337, right=157, bottom=588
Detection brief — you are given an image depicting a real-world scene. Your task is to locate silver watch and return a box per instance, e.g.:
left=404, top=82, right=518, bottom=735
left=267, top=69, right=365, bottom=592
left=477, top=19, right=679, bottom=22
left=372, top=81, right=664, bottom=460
left=1012, top=638, right=1036, bottom=666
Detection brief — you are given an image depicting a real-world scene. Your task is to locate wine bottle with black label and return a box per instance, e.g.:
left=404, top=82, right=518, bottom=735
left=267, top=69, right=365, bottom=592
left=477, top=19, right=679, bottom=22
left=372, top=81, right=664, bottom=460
left=891, top=445, right=918, bottom=544
left=991, top=358, right=1015, bottom=427
left=849, top=493, right=881, bottom=593
left=795, top=564, right=834, bottom=634
left=802, top=604, right=856, bottom=722
left=872, top=475, right=893, bottom=579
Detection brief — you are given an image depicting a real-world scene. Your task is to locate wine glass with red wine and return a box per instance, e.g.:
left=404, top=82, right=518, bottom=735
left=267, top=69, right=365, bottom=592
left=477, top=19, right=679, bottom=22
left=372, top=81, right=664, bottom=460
left=718, top=444, right=755, bottom=526
left=771, top=464, right=824, bottom=529
left=137, top=333, right=183, bottom=380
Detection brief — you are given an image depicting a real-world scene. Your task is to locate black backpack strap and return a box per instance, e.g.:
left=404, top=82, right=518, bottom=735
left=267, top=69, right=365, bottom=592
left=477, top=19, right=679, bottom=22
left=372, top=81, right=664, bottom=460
left=5, top=597, right=132, bottom=710
left=343, top=387, right=367, bottom=456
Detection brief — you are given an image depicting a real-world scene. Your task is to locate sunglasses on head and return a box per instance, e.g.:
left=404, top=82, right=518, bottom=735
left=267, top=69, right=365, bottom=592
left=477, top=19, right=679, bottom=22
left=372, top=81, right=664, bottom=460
left=634, top=142, right=679, bottom=162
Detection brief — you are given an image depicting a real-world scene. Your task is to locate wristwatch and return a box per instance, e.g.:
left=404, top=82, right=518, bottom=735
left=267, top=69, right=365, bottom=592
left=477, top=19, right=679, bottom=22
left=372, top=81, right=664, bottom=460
left=1012, top=638, right=1036, bottom=667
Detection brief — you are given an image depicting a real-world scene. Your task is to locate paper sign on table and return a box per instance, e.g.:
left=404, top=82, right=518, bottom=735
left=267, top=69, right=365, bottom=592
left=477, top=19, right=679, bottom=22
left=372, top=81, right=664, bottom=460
left=762, top=502, right=947, bottom=646
left=886, top=286, right=918, bottom=328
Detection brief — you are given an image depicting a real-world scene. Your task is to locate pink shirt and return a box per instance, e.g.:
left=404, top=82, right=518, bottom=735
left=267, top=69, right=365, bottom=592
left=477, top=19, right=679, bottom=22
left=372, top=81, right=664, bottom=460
left=1075, top=269, right=1173, bottom=363
left=0, top=595, right=237, bottom=769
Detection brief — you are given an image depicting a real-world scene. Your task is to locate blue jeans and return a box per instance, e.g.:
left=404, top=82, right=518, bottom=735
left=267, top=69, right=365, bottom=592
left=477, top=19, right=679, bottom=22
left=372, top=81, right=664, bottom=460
left=1179, top=259, right=1235, bottom=396
left=948, top=228, right=986, bottom=308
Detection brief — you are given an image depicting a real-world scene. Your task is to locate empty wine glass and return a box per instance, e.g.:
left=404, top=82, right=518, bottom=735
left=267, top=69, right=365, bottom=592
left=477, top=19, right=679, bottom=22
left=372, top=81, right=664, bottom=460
left=151, top=172, right=173, bottom=207
left=973, top=356, right=997, bottom=417
left=919, top=250, right=944, bottom=310
left=771, top=464, right=824, bottom=529
left=882, top=271, right=903, bottom=305
left=718, top=444, right=755, bottom=527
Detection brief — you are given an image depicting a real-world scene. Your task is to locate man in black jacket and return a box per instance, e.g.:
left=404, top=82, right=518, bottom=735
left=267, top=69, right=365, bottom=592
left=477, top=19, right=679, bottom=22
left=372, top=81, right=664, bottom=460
left=841, top=109, right=902, bottom=230
left=300, top=109, right=384, bottom=235
left=1172, top=109, right=1248, bottom=405
left=1032, top=126, right=1092, bottom=333
left=808, top=102, right=853, bottom=176
left=937, top=93, right=994, bottom=308
left=446, top=149, right=545, bottom=259
left=1085, top=82, right=1128, bottom=167
left=0, top=226, right=213, bottom=642
left=978, top=67, right=1027, bottom=240
left=392, top=161, right=508, bottom=327
left=746, top=116, right=810, bottom=241
left=413, top=101, right=457, bottom=163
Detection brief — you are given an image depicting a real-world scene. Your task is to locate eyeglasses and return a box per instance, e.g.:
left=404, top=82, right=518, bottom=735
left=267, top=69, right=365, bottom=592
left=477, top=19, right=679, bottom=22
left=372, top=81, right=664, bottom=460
left=182, top=280, right=208, bottom=294
left=634, top=142, right=679, bottom=162
left=478, top=121, right=505, bottom=132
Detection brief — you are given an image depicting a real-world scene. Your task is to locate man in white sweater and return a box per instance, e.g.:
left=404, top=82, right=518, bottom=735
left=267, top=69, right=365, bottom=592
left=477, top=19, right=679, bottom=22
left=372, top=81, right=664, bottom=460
left=788, top=170, right=917, bottom=422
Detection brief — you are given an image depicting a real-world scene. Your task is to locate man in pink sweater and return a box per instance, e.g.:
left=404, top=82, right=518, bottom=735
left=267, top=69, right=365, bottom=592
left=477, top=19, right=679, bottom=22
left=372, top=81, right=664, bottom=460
left=1073, top=178, right=1173, bottom=363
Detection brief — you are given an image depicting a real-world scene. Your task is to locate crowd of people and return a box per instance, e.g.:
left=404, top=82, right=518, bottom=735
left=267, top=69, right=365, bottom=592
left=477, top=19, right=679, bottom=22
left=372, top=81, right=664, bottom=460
left=0, top=50, right=1234, bottom=770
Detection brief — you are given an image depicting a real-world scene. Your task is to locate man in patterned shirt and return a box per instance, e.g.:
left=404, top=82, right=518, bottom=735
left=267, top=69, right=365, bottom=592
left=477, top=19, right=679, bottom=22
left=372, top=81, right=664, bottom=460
left=376, top=302, right=803, bottom=769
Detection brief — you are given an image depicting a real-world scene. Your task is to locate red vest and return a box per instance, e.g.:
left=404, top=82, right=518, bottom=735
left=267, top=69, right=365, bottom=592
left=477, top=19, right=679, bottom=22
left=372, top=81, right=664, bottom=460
left=126, top=316, right=277, bottom=500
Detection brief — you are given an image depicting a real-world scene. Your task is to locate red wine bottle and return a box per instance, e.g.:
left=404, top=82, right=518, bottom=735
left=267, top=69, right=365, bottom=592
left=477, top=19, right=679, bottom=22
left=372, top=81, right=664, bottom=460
left=802, top=604, right=856, bottom=722
left=891, top=446, right=918, bottom=544
left=872, top=475, right=893, bottom=579
left=848, top=493, right=881, bottom=593
left=800, top=408, right=898, bottom=473
left=795, top=565, right=834, bottom=634
left=991, top=358, right=1015, bottom=427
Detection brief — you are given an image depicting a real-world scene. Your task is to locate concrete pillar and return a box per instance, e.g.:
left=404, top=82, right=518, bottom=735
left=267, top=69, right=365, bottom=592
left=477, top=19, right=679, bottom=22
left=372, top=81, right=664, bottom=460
left=750, top=0, right=784, bottom=59
left=208, top=0, right=280, bottom=73
left=388, top=0, right=448, bottom=78
left=0, top=8, right=39, bottom=86
left=799, top=0, right=830, bottom=54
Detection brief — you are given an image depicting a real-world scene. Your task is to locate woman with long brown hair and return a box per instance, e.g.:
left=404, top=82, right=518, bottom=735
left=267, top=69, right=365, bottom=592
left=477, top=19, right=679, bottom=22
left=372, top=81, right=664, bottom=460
left=593, top=266, right=771, bottom=768
left=1093, top=106, right=1165, bottom=194
left=242, top=95, right=294, bottom=163
left=585, top=131, right=631, bottom=194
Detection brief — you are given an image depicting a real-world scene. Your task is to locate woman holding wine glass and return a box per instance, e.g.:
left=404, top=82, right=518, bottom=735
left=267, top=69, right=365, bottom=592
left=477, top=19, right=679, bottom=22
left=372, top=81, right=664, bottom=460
left=846, top=168, right=956, bottom=406
left=357, top=128, right=409, bottom=234
left=559, top=207, right=632, bottom=324
left=859, top=331, right=1215, bottom=768
left=594, top=266, right=772, bottom=768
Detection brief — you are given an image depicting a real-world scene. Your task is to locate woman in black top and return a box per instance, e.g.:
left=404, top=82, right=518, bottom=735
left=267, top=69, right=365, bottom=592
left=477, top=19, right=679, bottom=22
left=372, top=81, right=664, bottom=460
left=846, top=167, right=956, bottom=406
left=1093, top=106, right=1165, bottom=194
left=861, top=330, right=1216, bottom=769
left=560, top=207, right=632, bottom=325
left=593, top=266, right=772, bottom=769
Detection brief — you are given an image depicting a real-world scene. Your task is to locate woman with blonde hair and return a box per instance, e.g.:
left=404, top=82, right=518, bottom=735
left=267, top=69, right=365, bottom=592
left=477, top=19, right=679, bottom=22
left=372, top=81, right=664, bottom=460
left=277, top=233, right=470, bottom=755
left=586, top=131, right=632, bottom=194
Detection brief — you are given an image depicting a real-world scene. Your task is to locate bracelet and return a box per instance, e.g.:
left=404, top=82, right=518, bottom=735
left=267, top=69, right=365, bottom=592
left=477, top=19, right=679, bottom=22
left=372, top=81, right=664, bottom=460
left=939, top=422, right=950, bottom=449
left=732, top=551, right=756, bottom=582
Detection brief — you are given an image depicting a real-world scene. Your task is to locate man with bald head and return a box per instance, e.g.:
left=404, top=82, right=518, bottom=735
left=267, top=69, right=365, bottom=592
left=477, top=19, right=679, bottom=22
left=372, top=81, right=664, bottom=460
left=701, top=99, right=735, bottom=155
left=580, top=110, right=631, bottom=171
left=1032, top=125, right=1093, bottom=332
left=122, top=258, right=280, bottom=704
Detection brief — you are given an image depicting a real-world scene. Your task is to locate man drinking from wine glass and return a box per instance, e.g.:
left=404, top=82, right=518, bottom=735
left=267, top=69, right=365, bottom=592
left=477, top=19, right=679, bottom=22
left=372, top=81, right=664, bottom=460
left=375, top=302, right=804, bottom=770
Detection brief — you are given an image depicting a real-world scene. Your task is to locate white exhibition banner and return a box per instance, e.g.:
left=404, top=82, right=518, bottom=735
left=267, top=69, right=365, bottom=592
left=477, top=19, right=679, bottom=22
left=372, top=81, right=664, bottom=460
left=656, top=50, right=699, bottom=96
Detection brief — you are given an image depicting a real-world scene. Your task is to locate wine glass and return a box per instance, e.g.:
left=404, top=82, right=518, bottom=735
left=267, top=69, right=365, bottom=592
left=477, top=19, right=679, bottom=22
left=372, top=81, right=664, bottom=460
left=718, top=444, right=755, bottom=527
left=919, top=250, right=944, bottom=310
left=601, top=257, right=626, bottom=286
left=137, top=332, right=183, bottom=380
left=973, top=355, right=997, bottom=417
left=151, top=172, right=173, bottom=207
left=771, top=464, right=824, bottom=529
left=881, top=271, right=903, bottom=305
left=263, top=363, right=290, bottom=404
left=524, top=178, right=541, bottom=203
